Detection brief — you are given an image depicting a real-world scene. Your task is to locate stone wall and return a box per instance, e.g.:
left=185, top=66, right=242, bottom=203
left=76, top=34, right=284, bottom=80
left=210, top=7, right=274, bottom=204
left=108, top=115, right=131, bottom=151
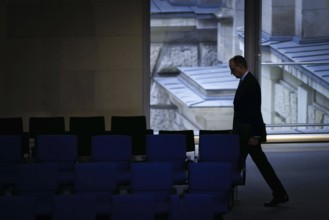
left=274, top=81, right=297, bottom=124
left=262, top=0, right=295, bottom=36
left=308, top=104, right=329, bottom=130
left=269, top=70, right=329, bottom=131
left=151, top=43, right=220, bottom=75
left=150, top=43, right=220, bottom=130
left=295, top=0, right=329, bottom=40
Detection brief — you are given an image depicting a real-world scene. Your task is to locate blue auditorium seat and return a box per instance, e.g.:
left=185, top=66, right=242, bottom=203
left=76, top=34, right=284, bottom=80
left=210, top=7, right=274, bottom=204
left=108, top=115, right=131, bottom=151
left=198, top=134, right=243, bottom=186
left=110, top=115, right=153, bottom=157
left=188, top=162, right=232, bottom=218
left=146, top=134, right=187, bottom=185
left=74, top=162, right=118, bottom=218
left=111, top=194, right=155, bottom=220
left=52, top=194, right=96, bottom=220
left=0, top=196, right=35, bottom=220
left=69, top=116, right=105, bottom=157
left=91, top=134, right=132, bottom=186
left=35, top=134, right=78, bottom=187
left=15, top=163, right=58, bottom=218
left=131, top=162, right=174, bottom=218
left=169, top=194, right=213, bottom=220
left=0, top=135, right=22, bottom=191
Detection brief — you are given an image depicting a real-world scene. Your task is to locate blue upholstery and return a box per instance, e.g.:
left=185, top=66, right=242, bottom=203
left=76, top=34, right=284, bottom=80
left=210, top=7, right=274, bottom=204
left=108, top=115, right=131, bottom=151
left=0, top=135, right=21, bottom=161
left=199, top=129, right=232, bottom=135
left=188, top=162, right=232, bottom=216
left=146, top=134, right=187, bottom=184
left=0, top=196, right=35, bottom=220
left=0, top=135, right=22, bottom=190
left=169, top=194, right=213, bottom=220
left=15, top=163, right=58, bottom=217
left=198, top=134, right=243, bottom=185
left=111, top=194, right=155, bottom=220
left=159, top=130, right=195, bottom=153
left=91, top=135, right=132, bottom=185
left=74, top=162, right=118, bottom=217
left=131, top=162, right=174, bottom=215
left=36, top=134, right=78, bottom=186
left=52, top=194, right=96, bottom=220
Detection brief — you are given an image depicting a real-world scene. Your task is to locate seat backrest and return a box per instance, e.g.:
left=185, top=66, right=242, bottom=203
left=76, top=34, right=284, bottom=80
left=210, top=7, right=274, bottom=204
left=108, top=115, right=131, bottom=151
left=69, top=116, right=105, bottom=156
left=29, top=117, right=65, bottom=138
left=188, top=162, right=231, bottom=192
left=198, top=134, right=240, bottom=162
left=0, top=118, right=28, bottom=155
left=15, top=163, right=58, bottom=193
left=69, top=116, right=105, bottom=134
left=74, top=162, right=117, bottom=192
left=91, top=135, right=132, bottom=162
left=159, top=130, right=195, bottom=152
left=131, top=162, right=174, bottom=215
left=36, top=135, right=77, bottom=162
left=0, top=117, right=23, bottom=134
left=110, top=116, right=149, bottom=156
left=0, top=135, right=23, bottom=188
left=131, top=162, right=173, bottom=192
left=52, top=195, right=96, bottom=220
left=183, top=194, right=213, bottom=220
left=0, top=196, right=35, bottom=220
left=0, top=135, right=22, bottom=162
left=111, top=194, right=155, bottom=220
left=146, top=134, right=186, bottom=171
left=199, top=129, right=232, bottom=135
left=111, top=116, right=147, bottom=132
left=188, top=162, right=232, bottom=215
left=169, top=194, right=213, bottom=220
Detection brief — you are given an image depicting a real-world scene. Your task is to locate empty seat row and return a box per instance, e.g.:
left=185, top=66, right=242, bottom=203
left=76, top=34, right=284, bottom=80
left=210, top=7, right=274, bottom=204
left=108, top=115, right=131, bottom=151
left=0, top=161, right=233, bottom=220
left=0, top=116, right=235, bottom=158
left=1, top=133, right=244, bottom=192
left=0, top=133, right=188, bottom=190
left=0, top=116, right=154, bottom=157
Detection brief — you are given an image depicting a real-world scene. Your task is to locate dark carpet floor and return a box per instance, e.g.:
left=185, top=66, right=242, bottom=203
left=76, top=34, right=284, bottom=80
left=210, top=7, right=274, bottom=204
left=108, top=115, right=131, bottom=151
left=224, top=143, right=329, bottom=220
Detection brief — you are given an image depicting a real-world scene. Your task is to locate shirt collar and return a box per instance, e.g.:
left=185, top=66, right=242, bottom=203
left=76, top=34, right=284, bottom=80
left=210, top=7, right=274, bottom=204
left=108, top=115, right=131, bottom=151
left=240, top=70, right=249, bottom=81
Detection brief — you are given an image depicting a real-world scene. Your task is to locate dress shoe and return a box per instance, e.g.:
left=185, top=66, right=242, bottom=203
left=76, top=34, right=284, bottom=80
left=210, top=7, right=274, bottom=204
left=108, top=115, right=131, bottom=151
left=264, top=195, right=289, bottom=207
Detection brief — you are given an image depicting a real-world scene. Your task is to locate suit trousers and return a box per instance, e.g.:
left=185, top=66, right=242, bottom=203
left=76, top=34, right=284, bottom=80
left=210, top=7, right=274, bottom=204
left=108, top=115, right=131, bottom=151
left=241, top=144, right=287, bottom=198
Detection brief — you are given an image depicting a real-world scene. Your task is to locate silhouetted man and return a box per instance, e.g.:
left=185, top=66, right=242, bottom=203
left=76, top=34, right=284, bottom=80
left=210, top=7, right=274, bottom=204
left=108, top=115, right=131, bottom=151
left=229, top=55, right=289, bottom=207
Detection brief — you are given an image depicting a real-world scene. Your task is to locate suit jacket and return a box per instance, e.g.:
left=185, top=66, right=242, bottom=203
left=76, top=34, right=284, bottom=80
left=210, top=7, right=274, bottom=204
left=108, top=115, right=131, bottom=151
left=232, top=72, right=267, bottom=142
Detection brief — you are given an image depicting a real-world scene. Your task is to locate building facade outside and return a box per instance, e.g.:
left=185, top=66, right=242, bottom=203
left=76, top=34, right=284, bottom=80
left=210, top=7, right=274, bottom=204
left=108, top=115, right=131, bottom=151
left=150, top=0, right=329, bottom=134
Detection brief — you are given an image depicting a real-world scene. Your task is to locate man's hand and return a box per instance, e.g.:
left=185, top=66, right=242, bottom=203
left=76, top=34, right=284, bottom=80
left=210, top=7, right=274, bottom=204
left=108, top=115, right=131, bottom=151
left=248, top=136, right=260, bottom=146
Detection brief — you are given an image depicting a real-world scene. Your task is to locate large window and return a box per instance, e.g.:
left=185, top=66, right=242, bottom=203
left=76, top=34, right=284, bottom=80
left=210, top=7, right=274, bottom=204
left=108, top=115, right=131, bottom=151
left=260, top=0, right=329, bottom=135
left=149, top=0, right=329, bottom=136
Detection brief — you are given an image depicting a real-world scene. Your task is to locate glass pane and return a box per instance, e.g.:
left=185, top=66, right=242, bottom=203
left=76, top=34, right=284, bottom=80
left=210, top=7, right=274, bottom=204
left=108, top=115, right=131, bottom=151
left=261, top=0, right=329, bottom=134
left=150, top=0, right=245, bottom=131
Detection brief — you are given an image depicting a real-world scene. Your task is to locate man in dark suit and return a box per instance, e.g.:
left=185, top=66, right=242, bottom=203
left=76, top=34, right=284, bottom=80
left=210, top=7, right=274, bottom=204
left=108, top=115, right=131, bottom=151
left=229, top=55, right=289, bottom=207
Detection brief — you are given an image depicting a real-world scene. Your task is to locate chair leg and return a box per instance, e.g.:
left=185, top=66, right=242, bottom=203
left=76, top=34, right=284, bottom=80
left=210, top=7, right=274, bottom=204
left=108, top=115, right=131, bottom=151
left=234, top=186, right=239, bottom=203
left=229, top=185, right=240, bottom=209
left=214, top=214, right=224, bottom=220
left=241, top=167, right=247, bottom=185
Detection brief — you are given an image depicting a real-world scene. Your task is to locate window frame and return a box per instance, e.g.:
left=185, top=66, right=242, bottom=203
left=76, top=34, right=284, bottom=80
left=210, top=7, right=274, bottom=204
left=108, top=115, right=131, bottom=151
left=144, top=0, right=329, bottom=142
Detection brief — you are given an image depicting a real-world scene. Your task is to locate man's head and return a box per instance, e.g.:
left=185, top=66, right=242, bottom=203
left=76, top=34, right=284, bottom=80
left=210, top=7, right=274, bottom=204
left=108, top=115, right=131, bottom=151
left=229, top=55, right=248, bottom=79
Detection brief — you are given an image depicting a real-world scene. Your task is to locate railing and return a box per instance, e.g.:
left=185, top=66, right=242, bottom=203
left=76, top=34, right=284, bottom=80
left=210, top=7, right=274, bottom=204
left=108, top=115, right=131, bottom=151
left=262, top=61, right=329, bottom=142
left=266, top=123, right=329, bottom=142
left=262, top=61, right=329, bottom=65
left=191, top=123, right=329, bottom=144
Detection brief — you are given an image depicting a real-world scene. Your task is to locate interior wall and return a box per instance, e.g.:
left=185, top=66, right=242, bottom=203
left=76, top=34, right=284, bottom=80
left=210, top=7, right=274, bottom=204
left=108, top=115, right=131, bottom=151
left=0, top=0, right=146, bottom=131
